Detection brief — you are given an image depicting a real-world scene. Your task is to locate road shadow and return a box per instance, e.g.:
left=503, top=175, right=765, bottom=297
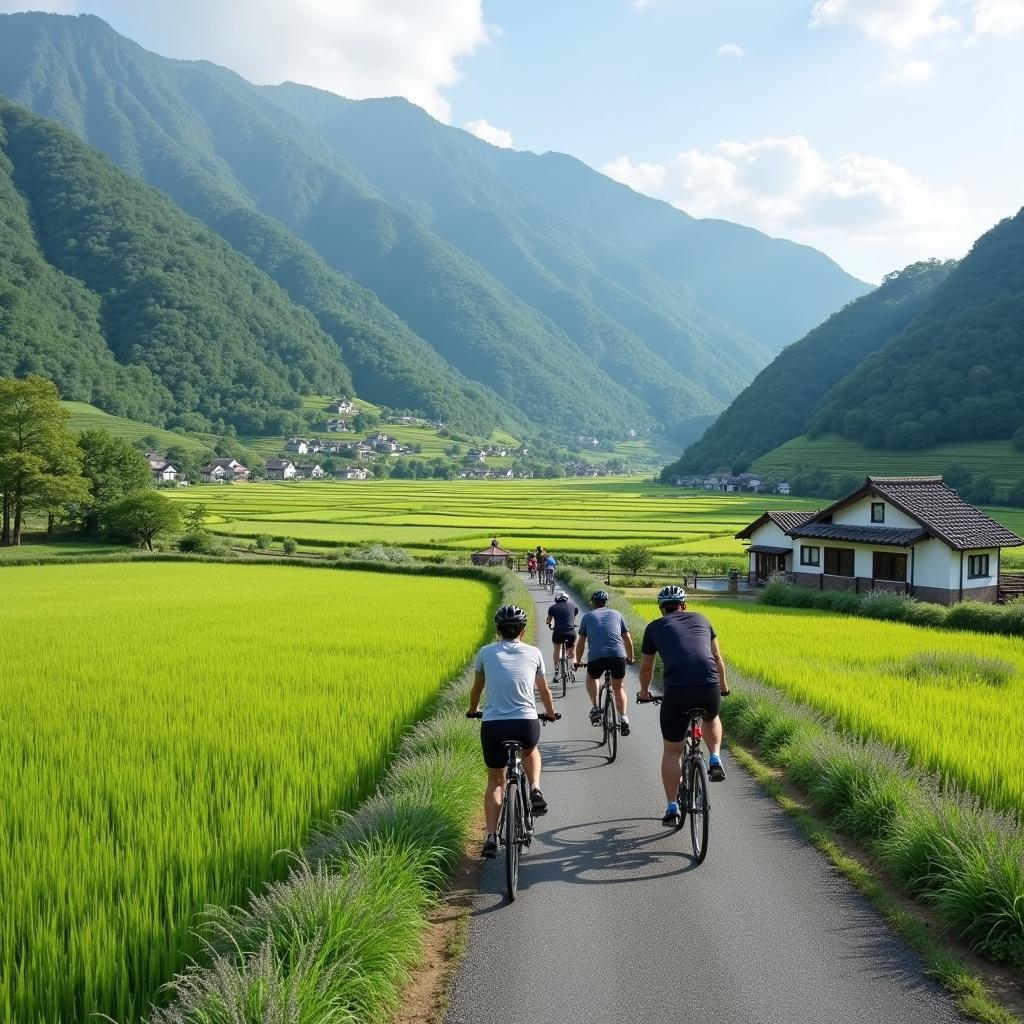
left=539, top=738, right=608, bottom=773
left=472, top=816, right=698, bottom=910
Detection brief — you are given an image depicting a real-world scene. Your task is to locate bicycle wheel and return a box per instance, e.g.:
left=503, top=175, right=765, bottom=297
left=604, top=691, right=618, bottom=763
left=676, top=773, right=690, bottom=830
left=558, top=653, right=568, bottom=698
left=504, top=780, right=521, bottom=900
left=689, top=758, right=710, bottom=863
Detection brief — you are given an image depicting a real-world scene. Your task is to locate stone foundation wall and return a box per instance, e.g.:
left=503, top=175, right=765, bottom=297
left=793, top=572, right=821, bottom=589
left=821, top=574, right=857, bottom=592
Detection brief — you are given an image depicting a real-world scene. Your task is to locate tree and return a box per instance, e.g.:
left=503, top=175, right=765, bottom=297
left=105, top=491, right=181, bottom=550
left=616, top=543, right=654, bottom=577
left=78, top=429, right=152, bottom=534
left=182, top=503, right=209, bottom=534
left=0, top=376, right=90, bottom=545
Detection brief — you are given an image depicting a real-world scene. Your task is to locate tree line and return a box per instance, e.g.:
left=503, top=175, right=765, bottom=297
left=0, top=376, right=179, bottom=547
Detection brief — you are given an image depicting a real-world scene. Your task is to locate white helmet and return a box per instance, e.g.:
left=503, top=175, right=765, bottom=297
left=554, top=591, right=569, bottom=603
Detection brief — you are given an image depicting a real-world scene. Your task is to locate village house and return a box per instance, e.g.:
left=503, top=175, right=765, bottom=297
left=296, top=463, right=326, bottom=480
left=145, top=452, right=179, bottom=484
left=470, top=538, right=513, bottom=567
left=466, top=448, right=486, bottom=462
left=199, top=458, right=250, bottom=484
left=736, top=475, right=1023, bottom=604
left=326, top=399, right=355, bottom=415
left=338, top=467, right=368, bottom=480
left=285, top=438, right=309, bottom=455
left=265, top=459, right=296, bottom=480
left=776, top=482, right=792, bottom=495
left=325, top=418, right=350, bottom=432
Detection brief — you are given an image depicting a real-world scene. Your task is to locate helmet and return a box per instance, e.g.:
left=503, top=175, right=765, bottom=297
left=657, top=585, right=688, bottom=605
left=494, top=604, right=528, bottom=626
left=591, top=590, right=609, bottom=603
left=554, top=591, right=569, bottom=603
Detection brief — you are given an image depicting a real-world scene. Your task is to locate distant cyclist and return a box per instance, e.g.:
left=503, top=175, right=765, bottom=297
left=574, top=590, right=635, bottom=736
left=544, top=552, right=557, bottom=585
left=638, top=585, right=731, bottom=827
left=527, top=553, right=538, bottom=578
left=546, top=590, right=579, bottom=668
left=468, top=605, right=558, bottom=859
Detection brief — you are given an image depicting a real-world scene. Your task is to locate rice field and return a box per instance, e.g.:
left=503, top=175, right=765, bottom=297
left=0, top=562, right=495, bottom=1024
left=165, top=478, right=817, bottom=558
left=636, top=599, right=1024, bottom=816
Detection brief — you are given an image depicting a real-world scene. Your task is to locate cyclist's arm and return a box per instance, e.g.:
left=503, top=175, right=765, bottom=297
left=574, top=631, right=586, bottom=665
left=468, top=670, right=485, bottom=715
left=711, top=638, right=730, bottom=695
left=545, top=614, right=553, bottom=626
left=623, top=629, right=634, bottom=664
left=535, top=669, right=557, bottom=719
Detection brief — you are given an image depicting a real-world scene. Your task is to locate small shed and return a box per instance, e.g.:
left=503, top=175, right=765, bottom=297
left=471, top=539, right=513, bottom=567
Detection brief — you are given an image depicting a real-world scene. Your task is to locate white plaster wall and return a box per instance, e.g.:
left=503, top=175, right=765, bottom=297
left=832, top=496, right=918, bottom=529
left=749, top=522, right=791, bottom=547
left=913, top=539, right=960, bottom=589
left=962, top=548, right=998, bottom=591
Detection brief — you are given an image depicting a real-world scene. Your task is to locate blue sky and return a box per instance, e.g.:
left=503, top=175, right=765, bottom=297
left=2, top=0, right=1022, bottom=280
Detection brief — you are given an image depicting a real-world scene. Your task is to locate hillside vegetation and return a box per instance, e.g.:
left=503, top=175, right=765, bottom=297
left=0, top=12, right=867, bottom=442
left=0, top=100, right=349, bottom=434
left=666, top=261, right=954, bottom=475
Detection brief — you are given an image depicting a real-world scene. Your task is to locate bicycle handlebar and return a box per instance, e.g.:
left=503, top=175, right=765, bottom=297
left=635, top=692, right=662, bottom=704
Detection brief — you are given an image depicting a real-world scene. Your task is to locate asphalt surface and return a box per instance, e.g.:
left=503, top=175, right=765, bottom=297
left=445, top=574, right=966, bottom=1024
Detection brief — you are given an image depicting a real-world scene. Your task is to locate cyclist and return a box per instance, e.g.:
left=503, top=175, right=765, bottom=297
left=574, top=590, right=635, bottom=736
left=468, top=604, right=558, bottom=859
left=637, top=585, right=731, bottom=827
left=527, top=553, right=538, bottom=578
left=544, top=552, right=557, bottom=586
left=546, top=590, right=579, bottom=670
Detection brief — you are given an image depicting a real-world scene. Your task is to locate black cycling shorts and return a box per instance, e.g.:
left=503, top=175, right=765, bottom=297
left=480, top=718, right=541, bottom=769
left=552, top=630, right=577, bottom=646
left=586, top=656, right=627, bottom=681
left=659, top=685, right=721, bottom=743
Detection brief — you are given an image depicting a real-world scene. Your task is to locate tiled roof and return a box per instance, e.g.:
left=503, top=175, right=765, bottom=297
left=735, top=510, right=816, bottom=539
left=867, top=477, right=1023, bottom=550
left=789, top=523, right=928, bottom=546
left=748, top=544, right=792, bottom=555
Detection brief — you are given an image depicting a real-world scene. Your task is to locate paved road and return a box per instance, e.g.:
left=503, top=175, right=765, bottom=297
left=445, top=575, right=965, bottom=1024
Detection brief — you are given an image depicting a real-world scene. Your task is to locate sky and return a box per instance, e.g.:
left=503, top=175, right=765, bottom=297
left=2, top=1, right=1022, bottom=282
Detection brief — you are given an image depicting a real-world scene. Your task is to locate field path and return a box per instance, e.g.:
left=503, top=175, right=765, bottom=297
left=444, top=574, right=966, bottom=1024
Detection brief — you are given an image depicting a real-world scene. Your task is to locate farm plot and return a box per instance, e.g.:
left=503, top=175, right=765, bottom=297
left=168, top=479, right=819, bottom=557
left=0, top=562, right=494, bottom=1024
left=636, top=599, right=1024, bottom=816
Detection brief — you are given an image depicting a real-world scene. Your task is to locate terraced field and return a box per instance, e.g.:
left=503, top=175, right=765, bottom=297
left=167, top=479, right=815, bottom=559
left=61, top=401, right=214, bottom=453
left=754, top=433, right=1024, bottom=489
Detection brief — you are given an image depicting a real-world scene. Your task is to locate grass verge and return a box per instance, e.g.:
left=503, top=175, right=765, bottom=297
left=142, top=567, right=530, bottom=1023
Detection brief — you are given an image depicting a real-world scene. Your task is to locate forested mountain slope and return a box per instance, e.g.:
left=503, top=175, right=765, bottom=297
left=664, top=261, right=954, bottom=474
left=0, top=99, right=351, bottom=433
left=0, top=12, right=868, bottom=440
left=809, top=209, right=1024, bottom=449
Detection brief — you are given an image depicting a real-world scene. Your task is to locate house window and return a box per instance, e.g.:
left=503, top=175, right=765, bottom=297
left=800, top=545, right=820, bottom=567
left=871, top=502, right=885, bottom=523
left=824, top=547, right=855, bottom=577
left=873, top=551, right=907, bottom=582
left=968, top=554, right=990, bottom=579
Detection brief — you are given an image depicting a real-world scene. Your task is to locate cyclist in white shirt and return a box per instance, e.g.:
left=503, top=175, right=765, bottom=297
left=468, top=604, right=558, bottom=859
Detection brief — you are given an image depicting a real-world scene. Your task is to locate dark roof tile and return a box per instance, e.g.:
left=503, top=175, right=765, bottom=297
left=789, top=523, right=928, bottom=546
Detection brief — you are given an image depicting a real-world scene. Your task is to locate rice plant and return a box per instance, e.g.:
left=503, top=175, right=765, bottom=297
left=0, top=562, right=494, bottom=1024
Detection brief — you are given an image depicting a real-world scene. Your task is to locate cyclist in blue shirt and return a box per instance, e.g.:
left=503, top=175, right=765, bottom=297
left=574, top=590, right=635, bottom=736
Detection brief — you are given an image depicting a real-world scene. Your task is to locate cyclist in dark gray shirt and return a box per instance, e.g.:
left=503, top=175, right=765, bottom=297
left=574, top=590, right=635, bottom=735
left=546, top=591, right=579, bottom=670
left=638, top=586, right=730, bottom=826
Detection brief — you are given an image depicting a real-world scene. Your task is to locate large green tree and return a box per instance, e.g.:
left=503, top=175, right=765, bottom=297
left=104, top=491, right=180, bottom=550
left=78, top=429, right=152, bottom=534
left=0, top=375, right=90, bottom=544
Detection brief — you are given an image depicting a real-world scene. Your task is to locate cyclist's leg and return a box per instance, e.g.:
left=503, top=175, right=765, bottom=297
left=661, top=741, right=685, bottom=802
left=703, top=714, right=723, bottom=756
left=485, top=767, right=505, bottom=834
left=659, top=691, right=689, bottom=801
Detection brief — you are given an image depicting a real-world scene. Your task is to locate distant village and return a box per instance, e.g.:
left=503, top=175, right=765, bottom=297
left=141, top=398, right=634, bottom=486
left=667, top=471, right=792, bottom=495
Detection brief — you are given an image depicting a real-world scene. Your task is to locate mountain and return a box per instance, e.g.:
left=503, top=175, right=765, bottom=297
left=808, top=210, right=1024, bottom=449
left=0, top=98, right=355, bottom=433
left=0, top=12, right=869, bottom=441
left=664, top=260, right=955, bottom=475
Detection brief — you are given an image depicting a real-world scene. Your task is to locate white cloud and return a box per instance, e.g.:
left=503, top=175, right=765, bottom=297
left=972, top=0, right=1024, bottom=35
left=464, top=117, right=512, bottom=148
left=0, top=1, right=488, bottom=121
left=717, top=42, right=745, bottom=57
left=886, top=58, right=934, bottom=82
left=603, top=135, right=976, bottom=281
left=809, top=0, right=958, bottom=49
left=633, top=0, right=659, bottom=9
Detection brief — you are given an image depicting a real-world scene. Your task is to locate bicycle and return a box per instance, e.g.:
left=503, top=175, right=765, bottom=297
left=580, top=662, right=621, bottom=763
left=546, top=567, right=556, bottom=595
left=636, top=694, right=714, bottom=863
left=466, top=711, right=560, bottom=900
left=547, top=626, right=574, bottom=698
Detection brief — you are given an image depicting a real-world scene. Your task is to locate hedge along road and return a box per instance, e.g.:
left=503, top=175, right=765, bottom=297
left=445, top=574, right=966, bottom=1024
